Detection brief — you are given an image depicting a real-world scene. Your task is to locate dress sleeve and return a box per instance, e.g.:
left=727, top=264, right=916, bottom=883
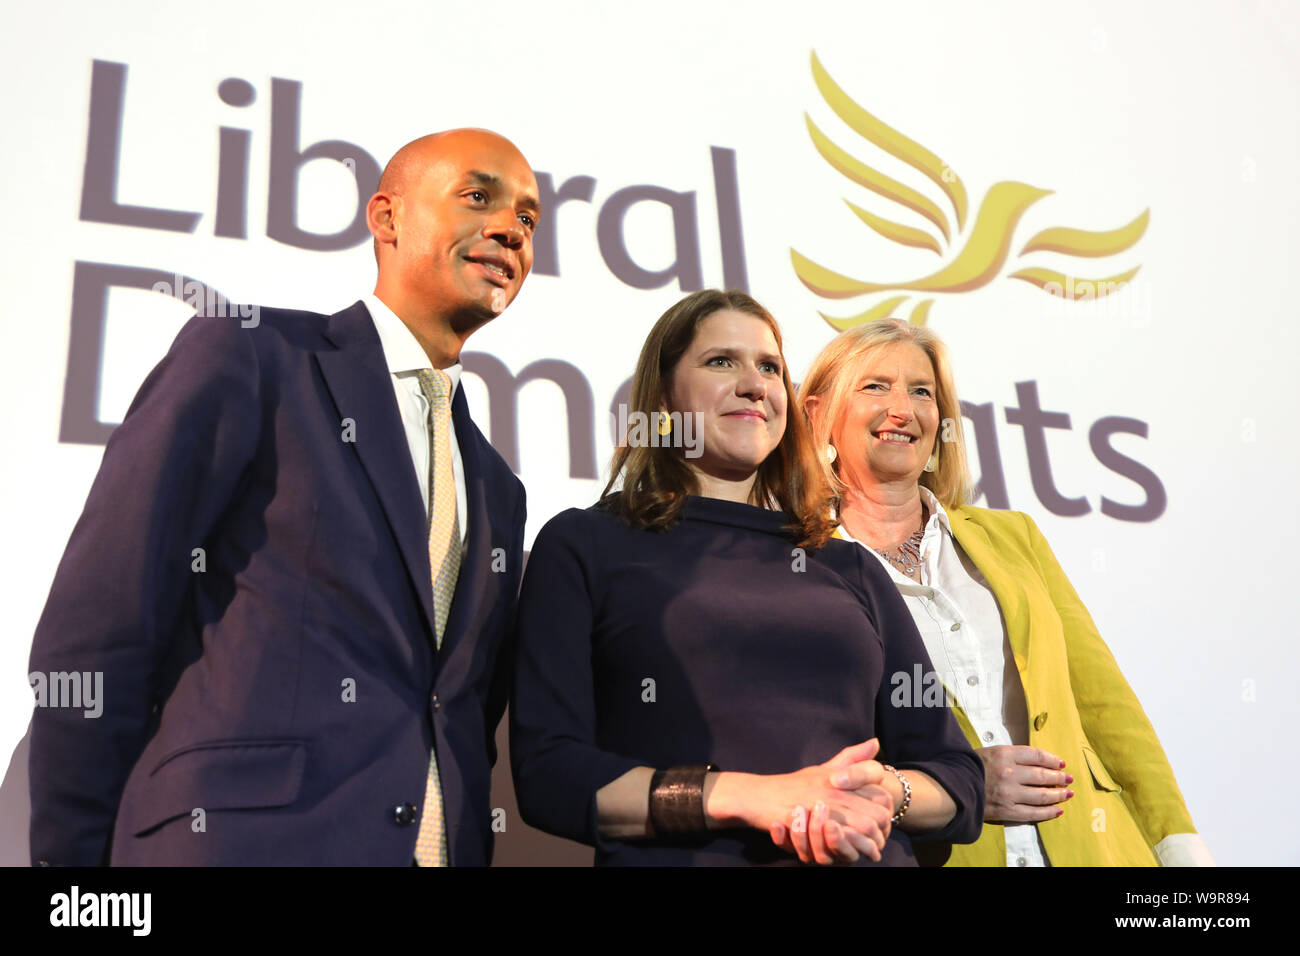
left=857, top=550, right=986, bottom=845
left=1020, top=512, right=1204, bottom=859
left=509, top=511, right=644, bottom=846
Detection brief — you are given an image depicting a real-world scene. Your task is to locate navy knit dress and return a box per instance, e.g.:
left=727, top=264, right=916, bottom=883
left=510, top=496, right=984, bottom=865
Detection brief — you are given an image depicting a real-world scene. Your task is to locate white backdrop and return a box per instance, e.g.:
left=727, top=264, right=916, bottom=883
left=2, top=0, right=1297, bottom=865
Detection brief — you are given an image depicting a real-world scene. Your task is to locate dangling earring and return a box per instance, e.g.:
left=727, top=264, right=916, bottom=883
left=658, top=411, right=673, bottom=436
left=825, top=444, right=837, bottom=464
left=923, top=448, right=939, bottom=473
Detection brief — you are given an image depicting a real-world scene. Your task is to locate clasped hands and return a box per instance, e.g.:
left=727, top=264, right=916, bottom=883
left=771, top=738, right=899, bottom=864
left=710, top=739, right=897, bottom=865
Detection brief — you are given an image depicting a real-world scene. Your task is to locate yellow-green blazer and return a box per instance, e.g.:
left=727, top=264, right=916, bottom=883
left=855, top=505, right=1199, bottom=866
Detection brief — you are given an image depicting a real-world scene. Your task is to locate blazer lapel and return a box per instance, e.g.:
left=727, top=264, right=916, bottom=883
left=315, top=302, right=437, bottom=644
left=949, top=510, right=1031, bottom=672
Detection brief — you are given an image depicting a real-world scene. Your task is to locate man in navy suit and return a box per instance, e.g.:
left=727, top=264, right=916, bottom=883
left=27, top=128, right=540, bottom=865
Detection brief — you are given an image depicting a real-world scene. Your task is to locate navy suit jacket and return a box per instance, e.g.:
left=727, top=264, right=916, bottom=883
left=28, top=301, right=525, bottom=865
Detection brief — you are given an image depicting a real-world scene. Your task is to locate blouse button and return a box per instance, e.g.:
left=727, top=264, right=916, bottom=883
left=950, top=622, right=962, bottom=631
left=982, top=731, right=994, bottom=743
left=967, top=675, right=979, bottom=686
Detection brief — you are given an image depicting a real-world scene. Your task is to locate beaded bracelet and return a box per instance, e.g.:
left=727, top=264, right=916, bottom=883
left=882, top=764, right=912, bottom=824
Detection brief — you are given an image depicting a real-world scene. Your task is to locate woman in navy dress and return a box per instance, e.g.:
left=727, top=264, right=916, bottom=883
left=510, top=290, right=983, bottom=865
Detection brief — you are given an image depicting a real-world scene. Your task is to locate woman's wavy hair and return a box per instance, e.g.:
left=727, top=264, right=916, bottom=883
left=601, top=289, right=835, bottom=549
left=798, top=318, right=974, bottom=509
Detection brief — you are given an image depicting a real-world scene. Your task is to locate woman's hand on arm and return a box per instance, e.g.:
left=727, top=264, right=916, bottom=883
left=977, top=745, right=1073, bottom=823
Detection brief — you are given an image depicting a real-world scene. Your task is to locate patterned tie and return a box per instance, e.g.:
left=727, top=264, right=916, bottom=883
left=413, top=368, right=462, bottom=867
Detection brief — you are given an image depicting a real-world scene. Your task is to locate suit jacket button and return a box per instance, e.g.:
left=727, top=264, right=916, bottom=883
left=393, top=803, right=417, bottom=826
left=1033, top=712, right=1048, bottom=731
left=431, top=694, right=440, bottom=712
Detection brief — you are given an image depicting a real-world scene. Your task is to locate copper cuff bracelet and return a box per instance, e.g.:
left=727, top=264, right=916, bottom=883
left=648, top=764, right=717, bottom=836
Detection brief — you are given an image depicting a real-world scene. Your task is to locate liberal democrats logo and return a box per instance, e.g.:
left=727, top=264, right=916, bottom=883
left=793, top=52, right=1148, bottom=330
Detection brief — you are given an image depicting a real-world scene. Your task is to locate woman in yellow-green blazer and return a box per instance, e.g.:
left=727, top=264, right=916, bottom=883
left=800, top=319, right=1212, bottom=867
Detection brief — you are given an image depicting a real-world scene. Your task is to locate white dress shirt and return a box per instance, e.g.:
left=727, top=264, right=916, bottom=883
left=363, top=294, right=467, bottom=545
left=840, top=488, right=1214, bottom=867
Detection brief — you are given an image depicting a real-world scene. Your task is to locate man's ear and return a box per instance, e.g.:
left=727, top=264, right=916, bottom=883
left=366, top=192, right=398, bottom=245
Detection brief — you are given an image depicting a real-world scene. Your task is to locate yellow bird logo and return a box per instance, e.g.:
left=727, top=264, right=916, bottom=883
left=794, top=52, right=1149, bottom=330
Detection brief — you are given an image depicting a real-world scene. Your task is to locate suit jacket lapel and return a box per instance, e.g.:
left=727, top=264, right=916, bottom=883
left=949, top=509, right=1031, bottom=673
left=316, top=302, right=437, bottom=644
